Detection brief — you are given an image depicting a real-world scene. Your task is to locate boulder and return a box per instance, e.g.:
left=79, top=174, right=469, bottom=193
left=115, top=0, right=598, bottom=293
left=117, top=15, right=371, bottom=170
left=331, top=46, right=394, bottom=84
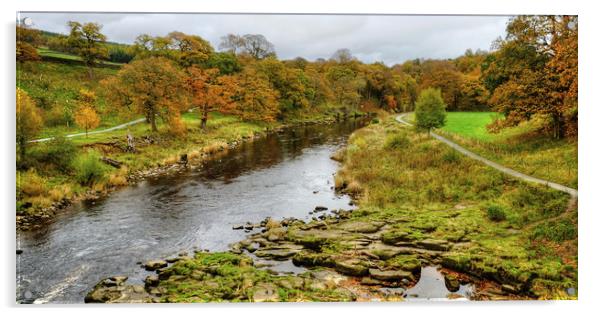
left=292, top=250, right=335, bottom=267
left=144, top=260, right=168, bottom=271
left=314, top=206, right=328, bottom=212
left=444, top=274, right=460, bottom=292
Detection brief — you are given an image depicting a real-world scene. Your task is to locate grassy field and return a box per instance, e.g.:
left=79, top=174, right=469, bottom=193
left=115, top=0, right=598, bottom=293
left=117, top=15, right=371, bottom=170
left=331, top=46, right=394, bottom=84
left=406, top=112, right=577, bottom=188
left=37, top=48, right=123, bottom=66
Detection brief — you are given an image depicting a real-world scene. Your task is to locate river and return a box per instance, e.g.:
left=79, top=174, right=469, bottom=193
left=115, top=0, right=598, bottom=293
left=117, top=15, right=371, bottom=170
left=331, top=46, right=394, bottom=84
left=16, top=119, right=367, bottom=304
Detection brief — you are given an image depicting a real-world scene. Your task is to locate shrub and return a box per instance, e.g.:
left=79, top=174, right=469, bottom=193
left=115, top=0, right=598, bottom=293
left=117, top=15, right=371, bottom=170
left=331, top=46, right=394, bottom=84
left=371, top=118, right=380, bottom=124
left=73, top=151, right=108, bottom=186
left=384, top=134, right=410, bottom=150
left=17, top=169, right=47, bottom=198
left=442, top=149, right=461, bottom=163
left=34, top=136, right=77, bottom=172
left=486, top=204, right=507, bottom=221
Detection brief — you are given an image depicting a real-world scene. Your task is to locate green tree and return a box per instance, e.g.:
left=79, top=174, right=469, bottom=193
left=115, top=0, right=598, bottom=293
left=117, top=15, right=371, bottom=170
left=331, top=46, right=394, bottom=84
left=415, top=88, right=446, bottom=132
left=67, top=21, right=108, bottom=78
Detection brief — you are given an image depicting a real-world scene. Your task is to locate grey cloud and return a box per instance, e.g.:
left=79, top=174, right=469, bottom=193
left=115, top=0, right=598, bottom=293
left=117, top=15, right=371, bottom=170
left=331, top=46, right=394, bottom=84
left=21, top=12, right=510, bottom=65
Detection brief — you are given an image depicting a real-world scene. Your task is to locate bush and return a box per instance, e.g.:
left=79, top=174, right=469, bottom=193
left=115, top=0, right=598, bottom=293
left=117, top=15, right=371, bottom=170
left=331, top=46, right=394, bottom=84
left=371, top=118, right=380, bottom=124
left=73, top=151, right=108, bottom=186
left=384, top=134, right=410, bottom=150
left=17, top=169, right=47, bottom=198
left=34, top=136, right=77, bottom=172
left=486, top=204, right=507, bottom=221
left=442, top=149, right=461, bottom=163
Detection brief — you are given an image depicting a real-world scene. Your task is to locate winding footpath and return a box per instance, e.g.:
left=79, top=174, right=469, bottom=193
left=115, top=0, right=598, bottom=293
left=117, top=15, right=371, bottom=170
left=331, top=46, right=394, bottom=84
left=395, top=114, right=578, bottom=198
left=30, top=117, right=147, bottom=143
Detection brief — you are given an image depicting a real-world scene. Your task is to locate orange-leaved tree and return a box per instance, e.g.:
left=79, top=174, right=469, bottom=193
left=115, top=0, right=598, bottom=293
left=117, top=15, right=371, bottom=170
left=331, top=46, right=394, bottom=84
left=222, top=67, right=279, bottom=122
left=187, top=66, right=237, bottom=129
left=103, top=57, right=189, bottom=133
left=74, top=106, right=100, bottom=137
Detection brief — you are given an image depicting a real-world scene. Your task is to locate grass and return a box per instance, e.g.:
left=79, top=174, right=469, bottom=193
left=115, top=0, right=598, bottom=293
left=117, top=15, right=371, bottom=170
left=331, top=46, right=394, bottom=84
left=405, top=112, right=577, bottom=188
left=330, top=117, right=577, bottom=298
left=38, top=48, right=124, bottom=66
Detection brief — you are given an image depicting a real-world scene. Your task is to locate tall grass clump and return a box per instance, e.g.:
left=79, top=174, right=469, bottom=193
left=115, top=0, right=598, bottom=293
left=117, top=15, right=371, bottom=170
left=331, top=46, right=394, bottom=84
left=73, top=151, right=108, bottom=186
left=486, top=204, right=507, bottom=222
left=384, top=133, right=410, bottom=150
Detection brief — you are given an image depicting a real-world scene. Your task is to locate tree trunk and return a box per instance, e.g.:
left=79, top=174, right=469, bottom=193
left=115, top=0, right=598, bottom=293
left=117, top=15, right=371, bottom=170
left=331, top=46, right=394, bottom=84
left=150, top=109, right=158, bottom=132
left=201, top=104, right=208, bottom=129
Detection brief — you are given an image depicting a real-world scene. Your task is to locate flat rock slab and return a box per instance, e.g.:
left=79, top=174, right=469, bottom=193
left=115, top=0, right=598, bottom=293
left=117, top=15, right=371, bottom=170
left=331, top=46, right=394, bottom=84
left=337, top=221, right=385, bottom=234
left=368, top=269, right=414, bottom=281
left=334, top=259, right=368, bottom=276
left=416, top=239, right=451, bottom=251
left=365, top=243, right=404, bottom=259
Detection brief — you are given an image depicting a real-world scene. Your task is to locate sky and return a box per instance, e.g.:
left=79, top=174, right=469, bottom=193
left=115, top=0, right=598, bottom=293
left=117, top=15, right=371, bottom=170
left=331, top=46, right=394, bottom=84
left=20, top=12, right=511, bottom=65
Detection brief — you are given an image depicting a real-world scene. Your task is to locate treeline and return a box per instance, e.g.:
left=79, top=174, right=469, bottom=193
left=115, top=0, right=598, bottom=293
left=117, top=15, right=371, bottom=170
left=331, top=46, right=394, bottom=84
left=17, top=15, right=577, bottom=141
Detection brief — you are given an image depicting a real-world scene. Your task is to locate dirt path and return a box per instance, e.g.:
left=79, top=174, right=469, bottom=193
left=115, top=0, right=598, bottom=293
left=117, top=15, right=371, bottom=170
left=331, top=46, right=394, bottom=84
left=395, top=114, right=578, bottom=198
left=30, top=117, right=147, bottom=143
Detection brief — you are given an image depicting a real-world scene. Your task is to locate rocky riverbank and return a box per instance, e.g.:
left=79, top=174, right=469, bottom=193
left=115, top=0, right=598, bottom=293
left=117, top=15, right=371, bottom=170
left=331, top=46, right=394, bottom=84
left=86, top=208, right=524, bottom=303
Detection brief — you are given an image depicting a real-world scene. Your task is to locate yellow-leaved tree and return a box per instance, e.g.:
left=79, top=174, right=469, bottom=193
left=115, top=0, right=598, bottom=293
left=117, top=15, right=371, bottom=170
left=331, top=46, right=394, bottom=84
left=16, top=88, right=43, bottom=162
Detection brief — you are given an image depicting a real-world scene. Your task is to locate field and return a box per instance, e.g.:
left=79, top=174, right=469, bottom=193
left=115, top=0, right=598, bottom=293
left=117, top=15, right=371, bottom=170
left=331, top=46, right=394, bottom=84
left=37, top=48, right=124, bottom=66
left=406, top=112, right=577, bottom=188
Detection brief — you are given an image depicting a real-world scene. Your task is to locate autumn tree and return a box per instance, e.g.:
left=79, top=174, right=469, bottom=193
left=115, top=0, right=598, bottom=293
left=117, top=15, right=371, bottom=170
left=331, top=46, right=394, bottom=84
left=222, top=67, right=279, bottom=122
left=16, top=41, right=41, bottom=63
left=74, top=106, right=100, bottom=137
left=482, top=15, right=578, bottom=138
left=67, top=21, right=108, bottom=78
left=167, top=31, right=214, bottom=67
left=419, top=60, right=463, bottom=111
left=415, top=88, right=446, bottom=132
left=187, top=66, right=237, bottom=129
left=16, top=88, right=43, bottom=162
left=103, top=57, right=189, bottom=133
left=330, top=48, right=357, bottom=64
left=74, top=89, right=100, bottom=137
left=16, top=25, right=42, bottom=46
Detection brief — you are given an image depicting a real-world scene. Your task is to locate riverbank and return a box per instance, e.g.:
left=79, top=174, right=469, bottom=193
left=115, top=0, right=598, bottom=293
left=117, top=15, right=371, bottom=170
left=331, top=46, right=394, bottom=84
left=16, top=111, right=368, bottom=231
left=86, top=115, right=577, bottom=302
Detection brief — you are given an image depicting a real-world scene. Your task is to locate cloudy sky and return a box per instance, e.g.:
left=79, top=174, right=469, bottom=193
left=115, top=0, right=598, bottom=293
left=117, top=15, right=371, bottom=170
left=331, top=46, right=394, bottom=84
left=21, top=12, right=511, bottom=65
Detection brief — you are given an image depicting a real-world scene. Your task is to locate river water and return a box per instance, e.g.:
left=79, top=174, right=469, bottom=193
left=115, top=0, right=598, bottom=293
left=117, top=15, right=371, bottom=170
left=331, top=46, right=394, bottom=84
left=16, top=119, right=367, bottom=304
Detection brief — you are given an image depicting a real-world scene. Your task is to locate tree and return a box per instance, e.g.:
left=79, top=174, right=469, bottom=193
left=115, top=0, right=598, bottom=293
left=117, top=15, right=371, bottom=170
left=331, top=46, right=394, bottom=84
left=330, top=48, right=356, bottom=63
left=16, top=26, right=42, bottom=47
left=219, top=34, right=275, bottom=59
left=74, top=89, right=100, bottom=137
left=67, top=21, right=108, bottom=78
left=16, top=41, right=41, bottom=63
left=419, top=60, right=463, bottom=111
left=74, top=106, right=100, bottom=137
left=187, top=66, right=237, bottom=129
left=326, top=65, right=366, bottom=111
left=482, top=15, right=578, bottom=138
left=222, top=68, right=279, bottom=122
left=16, top=88, right=43, bottom=162
left=167, top=31, right=214, bottom=67
left=103, top=57, right=188, bottom=132
left=415, top=88, right=446, bottom=132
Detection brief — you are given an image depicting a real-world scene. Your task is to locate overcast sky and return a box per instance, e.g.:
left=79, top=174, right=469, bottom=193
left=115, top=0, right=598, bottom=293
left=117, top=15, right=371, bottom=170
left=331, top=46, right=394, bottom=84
left=20, top=13, right=511, bottom=65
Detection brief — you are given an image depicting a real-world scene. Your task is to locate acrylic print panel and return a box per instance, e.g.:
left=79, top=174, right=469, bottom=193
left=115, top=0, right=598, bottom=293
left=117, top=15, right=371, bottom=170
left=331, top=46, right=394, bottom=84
left=15, top=12, right=578, bottom=303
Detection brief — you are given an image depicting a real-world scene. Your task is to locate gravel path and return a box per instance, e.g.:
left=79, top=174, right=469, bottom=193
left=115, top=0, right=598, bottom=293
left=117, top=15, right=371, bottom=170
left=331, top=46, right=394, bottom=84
left=30, top=118, right=147, bottom=143
left=395, top=114, right=578, bottom=197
